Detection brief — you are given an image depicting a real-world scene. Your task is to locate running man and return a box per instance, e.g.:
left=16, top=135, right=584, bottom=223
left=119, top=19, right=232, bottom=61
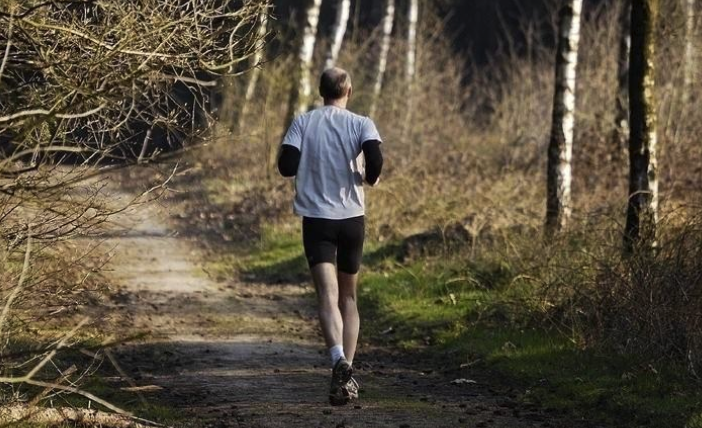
left=277, top=68, right=384, bottom=406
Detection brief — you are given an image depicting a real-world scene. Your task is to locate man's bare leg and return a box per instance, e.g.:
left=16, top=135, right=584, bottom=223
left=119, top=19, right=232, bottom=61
left=311, top=263, right=343, bottom=352
left=338, top=271, right=359, bottom=364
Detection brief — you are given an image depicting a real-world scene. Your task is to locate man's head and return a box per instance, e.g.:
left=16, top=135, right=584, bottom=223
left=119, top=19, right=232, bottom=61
left=319, top=68, right=352, bottom=104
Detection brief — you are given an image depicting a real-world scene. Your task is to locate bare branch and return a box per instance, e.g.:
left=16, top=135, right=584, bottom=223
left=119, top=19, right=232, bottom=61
left=0, top=223, right=32, bottom=340
left=0, top=11, right=13, bottom=81
left=0, top=103, right=108, bottom=123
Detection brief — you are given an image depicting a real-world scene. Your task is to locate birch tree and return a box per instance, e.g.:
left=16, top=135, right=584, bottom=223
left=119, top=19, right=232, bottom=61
left=401, top=0, right=419, bottom=139
left=625, top=0, right=659, bottom=252
left=369, top=0, right=395, bottom=118
left=683, top=0, right=696, bottom=105
left=406, top=0, right=419, bottom=85
left=545, top=0, right=583, bottom=234
left=239, top=8, right=269, bottom=130
left=613, top=0, right=632, bottom=156
left=287, top=0, right=323, bottom=124
left=323, top=0, right=351, bottom=71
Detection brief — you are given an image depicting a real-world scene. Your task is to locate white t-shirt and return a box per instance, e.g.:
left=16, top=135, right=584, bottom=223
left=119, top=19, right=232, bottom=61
left=281, top=106, right=382, bottom=219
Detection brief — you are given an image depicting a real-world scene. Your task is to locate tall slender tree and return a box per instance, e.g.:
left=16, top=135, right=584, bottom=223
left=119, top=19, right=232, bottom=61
left=287, top=0, right=323, bottom=124
left=545, top=0, right=583, bottom=234
left=401, top=0, right=419, bottom=140
left=369, top=0, right=395, bottom=118
left=238, top=8, right=269, bottom=131
left=613, top=0, right=632, bottom=157
left=683, top=0, right=696, bottom=105
left=406, top=0, right=419, bottom=85
left=323, top=0, right=351, bottom=71
left=625, top=0, right=659, bottom=252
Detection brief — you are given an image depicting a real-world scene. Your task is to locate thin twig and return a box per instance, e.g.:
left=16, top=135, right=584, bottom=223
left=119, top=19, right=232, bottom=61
left=0, top=223, right=32, bottom=340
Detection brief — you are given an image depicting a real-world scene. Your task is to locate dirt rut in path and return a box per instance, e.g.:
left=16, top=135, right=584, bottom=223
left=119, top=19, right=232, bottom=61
left=102, top=192, right=563, bottom=428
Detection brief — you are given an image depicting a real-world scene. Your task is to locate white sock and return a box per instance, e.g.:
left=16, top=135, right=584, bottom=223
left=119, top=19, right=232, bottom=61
left=329, top=344, right=345, bottom=366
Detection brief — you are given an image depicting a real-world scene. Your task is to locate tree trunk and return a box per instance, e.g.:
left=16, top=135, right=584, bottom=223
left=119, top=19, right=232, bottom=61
left=239, top=9, right=268, bottom=131
left=323, top=0, right=351, bottom=71
left=684, top=0, right=696, bottom=105
left=406, top=0, right=419, bottom=85
left=545, top=0, right=583, bottom=235
left=287, top=0, right=322, bottom=125
left=612, top=0, right=631, bottom=158
left=402, top=0, right=419, bottom=141
left=369, top=0, right=395, bottom=118
left=625, top=0, right=659, bottom=252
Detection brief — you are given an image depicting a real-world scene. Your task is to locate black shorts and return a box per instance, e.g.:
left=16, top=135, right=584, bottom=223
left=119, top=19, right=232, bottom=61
left=302, top=216, right=365, bottom=274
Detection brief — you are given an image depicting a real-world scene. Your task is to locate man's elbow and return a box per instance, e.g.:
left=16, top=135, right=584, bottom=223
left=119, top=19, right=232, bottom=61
left=361, top=140, right=383, bottom=186
left=277, top=146, right=301, bottom=177
left=278, top=162, right=297, bottom=178
left=365, top=156, right=383, bottom=186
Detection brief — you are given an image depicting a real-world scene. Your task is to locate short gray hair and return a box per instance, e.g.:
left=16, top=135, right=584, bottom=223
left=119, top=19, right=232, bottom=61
left=319, top=68, right=352, bottom=100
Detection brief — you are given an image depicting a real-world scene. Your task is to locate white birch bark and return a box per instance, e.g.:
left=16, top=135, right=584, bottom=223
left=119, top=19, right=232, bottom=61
left=369, top=0, right=395, bottom=118
left=406, top=0, right=419, bottom=84
left=625, top=0, right=659, bottom=252
left=239, top=9, right=268, bottom=130
left=613, top=0, right=631, bottom=154
left=545, top=0, right=583, bottom=234
left=323, top=0, right=351, bottom=71
left=684, top=0, right=696, bottom=104
left=290, top=0, right=322, bottom=120
left=401, top=0, right=419, bottom=139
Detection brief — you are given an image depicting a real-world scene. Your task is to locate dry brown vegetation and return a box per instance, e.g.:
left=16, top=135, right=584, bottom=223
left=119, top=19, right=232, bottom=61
left=0, top=0, right=268, bottom=423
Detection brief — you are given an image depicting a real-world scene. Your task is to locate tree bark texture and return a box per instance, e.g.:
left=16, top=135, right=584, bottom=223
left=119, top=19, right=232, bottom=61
left=239, top=9, right=268, bottom=130
left=545, top=0, right=583, bottom=234
left=684, top=0, right=696, bottom=105
left=369, top=0, right=395, bottom=118
left=625, top=0, right=659, bottom=251
left=287, top=0, right=322, bottom=124
left=401, top=0, right=419, bottom=141
left=613, top=0, right=631, bottom=157
left=406, top=0, right=418, bottom=85
left=323, top=0, right=351, bottom=71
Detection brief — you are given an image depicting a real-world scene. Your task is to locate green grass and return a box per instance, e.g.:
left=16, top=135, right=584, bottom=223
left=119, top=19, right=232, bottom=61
left=206, top=224, right=308, bottom=284
left=236, top=225, right=702, bottom=428
left=358, top=246, right=702, bottom=428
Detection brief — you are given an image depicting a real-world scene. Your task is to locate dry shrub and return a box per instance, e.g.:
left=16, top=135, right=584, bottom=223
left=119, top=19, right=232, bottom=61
left=598, top=215, right=702, bottom=367
left=0, top=0, right=269, bottom=419
left=0, top=235, right=110, bottom=408
left=525, top=211, right=702, bottom=372
left=0, top=243, right=106, bottom=339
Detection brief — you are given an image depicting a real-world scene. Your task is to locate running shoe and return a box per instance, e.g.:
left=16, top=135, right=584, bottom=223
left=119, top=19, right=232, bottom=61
left=329, top=357, right=353, bottom=406
left=343, top=377, right=359, bottom=401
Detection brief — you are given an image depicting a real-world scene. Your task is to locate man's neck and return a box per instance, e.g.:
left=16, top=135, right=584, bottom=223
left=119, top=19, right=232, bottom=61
left=324, top=99, right=347, bottom=109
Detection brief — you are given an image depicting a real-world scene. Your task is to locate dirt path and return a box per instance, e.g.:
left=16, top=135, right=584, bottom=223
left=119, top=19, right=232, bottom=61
left=100, top=190, right=562, bottom=428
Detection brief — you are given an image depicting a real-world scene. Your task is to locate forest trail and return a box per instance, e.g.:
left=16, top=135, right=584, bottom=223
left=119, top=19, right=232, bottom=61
left=100, top=186, right=562, bottom=428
